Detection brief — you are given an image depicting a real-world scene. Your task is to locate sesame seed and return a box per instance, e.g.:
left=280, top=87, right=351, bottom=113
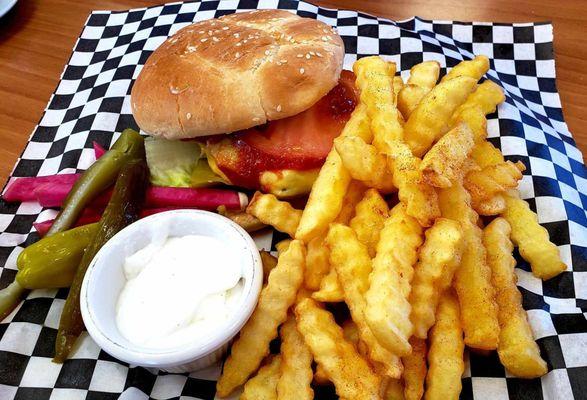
left=235, top=52, right=240, bottom=58
left=309, top=51, right=316, bottom=56
left=199, top=30, right=205, bottom=34
left=222, top=26, right=229, bottom=30
left=236, top=42, right=242, bottom=47
left=316, top=52, right=323, bottom=57
left=200, top=38, right=208, bottom=42
left=276, top=104, right=282, bottom=112
left=296, top=54, right=303, bottom=58
left=187, top=45, right=197, bottom=52
left=186, top=113, right=192, bottom=120
left=300, top=68, right=305, bottom=74
left=213, top=37, right=220, bottom=42
left=305, top=54, right=311, bottom=59
left=265, top=50, right=271, bottom=56
left=208, top=30, right=213, bottom=35
left=322, top=36, right=328, bottom=41
left=234, top=33, right=240, bottom=38
left=280, top=59, right=287, bottom=63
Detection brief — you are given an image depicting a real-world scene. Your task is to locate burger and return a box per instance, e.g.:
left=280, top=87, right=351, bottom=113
left=131, top=9, right=358, bottom=198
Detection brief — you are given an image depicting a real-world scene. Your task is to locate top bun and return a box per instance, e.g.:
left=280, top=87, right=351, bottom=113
left=131, top=10, right=344, bottom=139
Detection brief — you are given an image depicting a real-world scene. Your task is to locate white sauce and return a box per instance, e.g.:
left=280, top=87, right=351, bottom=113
left=116, top=235, right=244, bottom=349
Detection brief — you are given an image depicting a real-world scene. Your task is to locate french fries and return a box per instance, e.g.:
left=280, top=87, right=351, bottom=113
left=483, top=218, right=548, bottom=378
left=502, top=191, right=566, bottom=279
left=240, top=355, right=282, bottom=400
left=295, top=104, right=371, bottom=243
left=442, top=55, right=489, bottom=82
left=439, top=182, right=499, bottom=350
left=277, top=316, right=314, bottom=400
left=421, top=122, right=475, bottom=188
left=364, top=204, right=423, bottom=356
left=350, top=188, right=390, bottom=257
left=425, top=290, right=465, bottom=400
left=404, top=76, right=477, bottom=157
left=402, top=338, right=427, bottom=400
left=334, top=136, right=395, bottom=192
left=326, top=223, right=403, bottom=378
left=410, top=218, right=464, bottom=338
left=246, top=192, right=301, bottom=237
left=295, top=298, right=382, bottom=400
left=216, top=240, right=306, bottom=396
left=230, top=55, right=561, bottom=399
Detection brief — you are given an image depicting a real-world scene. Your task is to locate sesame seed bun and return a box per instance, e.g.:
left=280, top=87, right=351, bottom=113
left=131, top=10, right=345, bottom=139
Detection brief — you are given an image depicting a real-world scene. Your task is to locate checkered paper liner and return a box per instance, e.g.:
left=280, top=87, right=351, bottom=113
left=0, top=0, right=586, bottom=399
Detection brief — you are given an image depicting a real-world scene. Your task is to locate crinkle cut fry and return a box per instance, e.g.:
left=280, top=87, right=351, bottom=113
left=441, top=55, right=490, bottom=82
left=403, top=337, right=427, bottom=400
left=502, top=191, right=566, bottom=280
left=240, top=355, right=281, bottom=400
left=295, top=298, right=382, bottom=400
left=246, top=191, right=302, bottom=237
left=438, top=181, right=499, bottom=350
left=483, top=218, right=547, bottom=378
left=216, top=240, right=306, bottom=397
left=349, top=188, right=390, bottom=258
left=326, top=223, right=403, bottom=378
left=364, top=203, right=423, bottom=356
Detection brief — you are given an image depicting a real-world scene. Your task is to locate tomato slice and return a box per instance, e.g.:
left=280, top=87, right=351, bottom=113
left=241, top=70, right=359, bottom=161
left=207, top=70, right=359, bottom=189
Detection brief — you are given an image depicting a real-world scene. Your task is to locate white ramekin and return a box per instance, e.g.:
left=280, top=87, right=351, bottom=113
left=80, top=209, right=262, bottom=373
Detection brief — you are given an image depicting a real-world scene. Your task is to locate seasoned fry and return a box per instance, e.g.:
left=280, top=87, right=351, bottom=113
left=409, top=60, right=441, bottom=90
left=275, top=239, right=292, bottom=256
left=364, top=204, right=423, bottom=356
left=387, top=143, right=441, bottom=227
left=438, top=182, right=499, bottom=350
left=216, top=241, right=306, bottom=396
left=404, top=76, right=477, bottom=157
left=334, top=136, right=395, bottom=192
left=474, top=194, right=507, bottom=216
left=260, top=251, right=278, bottom=283
left=335, top=180, right=367, bottom=224
left=425, top=290, right=465, bottom=400
left=398, top=61, right=440, bottom=119
left=421, top=122, right=475, bottom=188
left=465, top=160, right=525, bottom=203
left=502, top=191, right=566, bottom=280
left=441, top=55, right=489, bottom=82
left=277, top=316, right=314, bottom=400
left=326, top=223, right=403, bottom=378
left=295, top=298, right=382, bottom=400
left=403, top=338, right=427, bottom=400
left=295, top=104, right=371, bottom=242
left=451, top=105, right=488, bottom=142
left=452, top=79, right=505, bottom=123
left=246, top=192, right=302, bottom=237
left=483, top=218, right=548, bottom=378
left=312, top=268, right=344, bottom=303
left=350, top=188, right=390, bottom=257
left=410, top=218, right=464, bottom=339
left=240, top=355, right=282, bottom=400
left=304, top=233, right=330, bottom=291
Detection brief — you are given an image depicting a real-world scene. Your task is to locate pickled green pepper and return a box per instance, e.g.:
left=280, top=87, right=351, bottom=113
left=54, top=158, right=149, bottom=362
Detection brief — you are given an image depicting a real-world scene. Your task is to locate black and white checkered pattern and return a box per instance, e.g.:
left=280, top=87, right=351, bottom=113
left=0, top=1, right=585, bottom=399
